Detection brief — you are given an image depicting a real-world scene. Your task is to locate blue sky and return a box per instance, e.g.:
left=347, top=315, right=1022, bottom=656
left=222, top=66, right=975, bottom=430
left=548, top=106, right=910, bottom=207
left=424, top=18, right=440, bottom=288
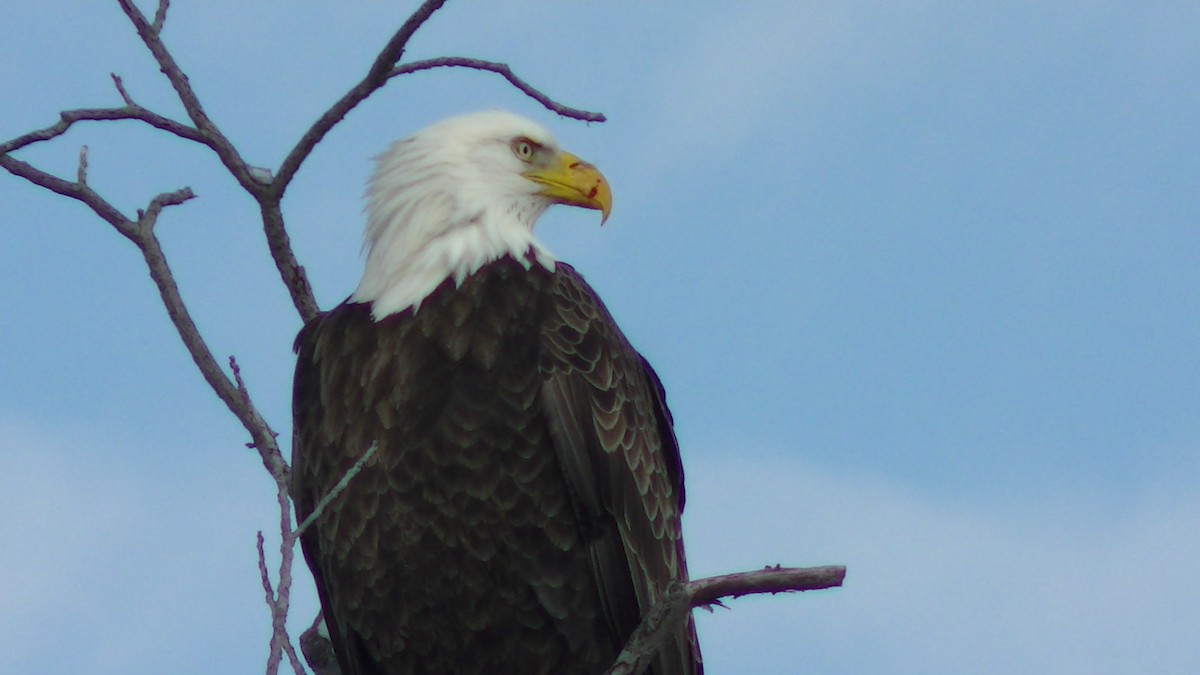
left=2, top=1, right=1198, bottom=673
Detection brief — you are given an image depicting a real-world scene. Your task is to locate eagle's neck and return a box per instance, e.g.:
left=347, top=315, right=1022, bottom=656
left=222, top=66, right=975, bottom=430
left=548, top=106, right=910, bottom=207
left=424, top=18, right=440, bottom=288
left=349, top=161, right=555, bottom=320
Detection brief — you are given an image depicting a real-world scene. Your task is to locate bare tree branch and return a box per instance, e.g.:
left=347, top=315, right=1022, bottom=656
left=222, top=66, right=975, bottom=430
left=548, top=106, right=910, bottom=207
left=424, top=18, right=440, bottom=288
left=0, top=102, right=204, bottom=156
left=260, top=199, right=320, bottom=322
left=390, top=57, right=607, bottom=122
left=115, top=0, right=259, bottom=191
left=0, top=149, right=285, bottom=483
left=139, top=186, right=194, bottom=223
left=229, top=355, right=253, bottom=406
left=5, top=3, right=627, bottom=673
left=604, top=566, right=848, bottom=675
left=272, top=482, right=306, bottom=675
left=138, top=231, right=283, bottom=462
left=5, top=1, right=606, bottom=326
left=1, top=151, right=159, bottom=239
left=689, top=565, right=847, bottom=605
left=236, top=354, right=299, bottom=674
left=256, top=532, right=280, bottom=670
left=273, top=0, right=451, bottom=191
left=109, top=0, right=321, bottom=325
left=258, top=532, right=307, bottom=675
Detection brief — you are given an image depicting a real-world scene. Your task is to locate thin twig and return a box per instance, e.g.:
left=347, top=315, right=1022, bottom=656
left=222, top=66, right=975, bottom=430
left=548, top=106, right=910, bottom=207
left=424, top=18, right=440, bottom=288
left=689, top=565, right=847, bottom=604
left=293, top=442, right=379, bottom=539
left=257, top=531, right=285, bottom=675
left=256, top=531, right=274, bottom=607
left=111, top=73, right=134, bottom=105
left=152, top=0, right=169, bottom=34
left=76, top=145, right=89, bottom=185
left=229, top=355, right=251, bottom=404
left=138, top=186, right=194, bottom=225
left=274, top=479, right=307, bottom=675
left=390, top=57, right=606, bottom=122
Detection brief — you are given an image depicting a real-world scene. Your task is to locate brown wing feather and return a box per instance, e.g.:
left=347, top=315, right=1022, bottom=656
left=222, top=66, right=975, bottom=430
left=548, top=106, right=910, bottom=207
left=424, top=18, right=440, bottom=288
left=541, top=263, right=702, bottom=675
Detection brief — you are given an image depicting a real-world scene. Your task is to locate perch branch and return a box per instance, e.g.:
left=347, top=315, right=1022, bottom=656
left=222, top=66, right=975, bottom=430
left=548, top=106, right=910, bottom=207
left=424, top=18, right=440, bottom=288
left=604, top=565, right=848, bottom=675
left=295, top=562, right=846, bottom=675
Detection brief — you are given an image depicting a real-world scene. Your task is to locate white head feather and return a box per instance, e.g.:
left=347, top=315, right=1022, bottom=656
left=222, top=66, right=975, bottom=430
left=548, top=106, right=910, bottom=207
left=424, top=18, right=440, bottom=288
left=349, top=110, right=562, bottom=319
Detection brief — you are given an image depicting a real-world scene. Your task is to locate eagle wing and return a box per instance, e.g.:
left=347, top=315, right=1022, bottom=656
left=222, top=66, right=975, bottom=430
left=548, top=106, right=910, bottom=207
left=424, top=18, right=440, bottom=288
left=291, top=306, right=390, bottom=675
left=540, top=263, right=702, bottom=675
left=291, top=261, right=701, bottom=675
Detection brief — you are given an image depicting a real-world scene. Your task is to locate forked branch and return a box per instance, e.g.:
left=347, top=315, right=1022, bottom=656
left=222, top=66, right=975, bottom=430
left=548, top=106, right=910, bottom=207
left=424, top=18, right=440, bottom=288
left=115, top=0, right=259, bottom=190
left=272, top=0, right=452, bottom=192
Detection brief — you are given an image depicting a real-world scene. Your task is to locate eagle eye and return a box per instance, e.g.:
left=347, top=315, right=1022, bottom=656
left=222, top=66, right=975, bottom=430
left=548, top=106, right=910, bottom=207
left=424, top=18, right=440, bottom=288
left=512, top=138, right=537, bottom=162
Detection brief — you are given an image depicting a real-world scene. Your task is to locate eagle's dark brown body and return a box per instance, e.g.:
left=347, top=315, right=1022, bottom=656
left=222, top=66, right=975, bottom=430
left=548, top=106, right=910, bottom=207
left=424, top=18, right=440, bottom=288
left=292, top=256, right=701, bottom=674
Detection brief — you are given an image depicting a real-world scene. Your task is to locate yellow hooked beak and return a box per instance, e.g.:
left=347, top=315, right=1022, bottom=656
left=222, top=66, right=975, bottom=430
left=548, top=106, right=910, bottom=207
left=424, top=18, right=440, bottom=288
left=524, top=150, right=612, bottom=224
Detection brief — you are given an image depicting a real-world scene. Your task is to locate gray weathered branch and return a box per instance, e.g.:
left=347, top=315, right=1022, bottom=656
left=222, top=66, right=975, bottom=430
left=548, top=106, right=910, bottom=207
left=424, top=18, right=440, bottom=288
left=604, top=566, right=848, bottom=675
left=389, top=57, right=607, bottom=122
left=258, top=532, right=307, bottom=675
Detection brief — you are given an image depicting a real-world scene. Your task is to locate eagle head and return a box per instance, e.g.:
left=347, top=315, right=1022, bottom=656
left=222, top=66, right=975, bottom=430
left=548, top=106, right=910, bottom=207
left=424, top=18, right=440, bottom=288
left=349, top=110, right=612, bottom=319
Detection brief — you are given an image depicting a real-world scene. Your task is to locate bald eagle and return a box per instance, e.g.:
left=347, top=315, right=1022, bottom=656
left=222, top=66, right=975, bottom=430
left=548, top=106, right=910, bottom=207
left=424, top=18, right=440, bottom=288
left=292, top=111, right=701, bottom=675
